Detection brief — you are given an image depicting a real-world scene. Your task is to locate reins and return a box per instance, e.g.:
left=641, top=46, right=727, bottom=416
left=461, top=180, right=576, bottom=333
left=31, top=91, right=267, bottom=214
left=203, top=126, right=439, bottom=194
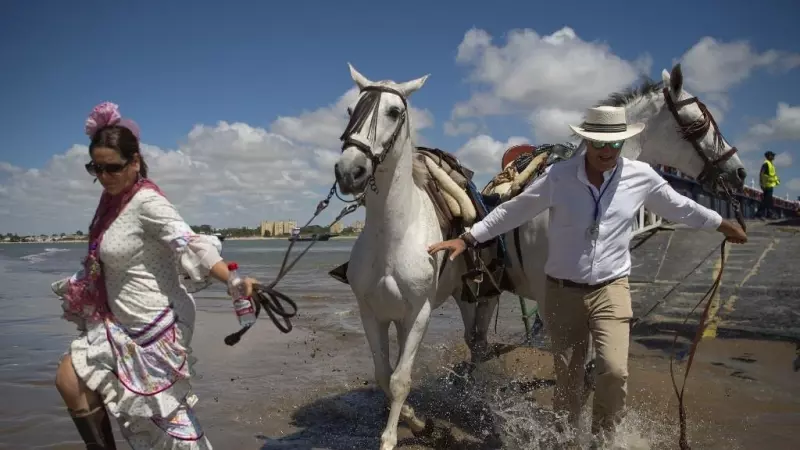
left=226, top=84, right=407, bottom=344
left=224, top=183, right=361, bottom=346
left=668, top=237, right=727, bottom=450
left=631, top=181, right=746, bottom=450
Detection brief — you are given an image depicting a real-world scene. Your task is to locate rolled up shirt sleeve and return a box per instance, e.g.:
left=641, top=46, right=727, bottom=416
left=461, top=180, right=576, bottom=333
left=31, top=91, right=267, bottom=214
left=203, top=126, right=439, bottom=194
left=470, top=170, right=554, bottom=243
left=643, top=169, right=722, bottom=230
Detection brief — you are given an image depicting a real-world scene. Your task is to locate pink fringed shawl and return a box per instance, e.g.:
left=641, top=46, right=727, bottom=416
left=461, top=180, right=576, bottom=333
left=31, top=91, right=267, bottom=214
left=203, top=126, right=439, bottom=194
left=63, top=178, right=164, bottom=321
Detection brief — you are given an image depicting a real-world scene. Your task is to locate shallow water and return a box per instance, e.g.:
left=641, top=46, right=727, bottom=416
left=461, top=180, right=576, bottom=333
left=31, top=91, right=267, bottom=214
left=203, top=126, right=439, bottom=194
left=1, top=240, right=798, bottom=449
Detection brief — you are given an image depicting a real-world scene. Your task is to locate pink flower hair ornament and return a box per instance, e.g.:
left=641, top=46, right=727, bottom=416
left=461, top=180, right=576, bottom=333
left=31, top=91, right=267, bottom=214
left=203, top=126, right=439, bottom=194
left=84, top=101, right=140, bottom=139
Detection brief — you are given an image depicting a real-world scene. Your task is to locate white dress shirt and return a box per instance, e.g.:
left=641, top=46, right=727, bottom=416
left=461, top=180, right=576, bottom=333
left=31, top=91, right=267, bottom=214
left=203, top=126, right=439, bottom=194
left=470, top=153, right=723, bottom=285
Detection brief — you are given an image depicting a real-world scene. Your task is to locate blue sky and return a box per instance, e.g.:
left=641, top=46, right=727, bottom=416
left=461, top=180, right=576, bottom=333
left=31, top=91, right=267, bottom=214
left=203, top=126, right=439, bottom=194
left=1, top=0, right=798, bottom=234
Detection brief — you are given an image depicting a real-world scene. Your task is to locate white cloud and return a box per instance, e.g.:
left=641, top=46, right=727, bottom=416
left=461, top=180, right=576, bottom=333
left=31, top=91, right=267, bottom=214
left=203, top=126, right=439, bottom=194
left=443, top=120, right=480, bottom=137
left=774, top=151, right=793, bottom=168
left=1, top=86, right=441, bottom=235
left=679, top=37, right=800, bottom=95
left=454, top=135, right=530, bottom=175
left=0, top=84, right=438, bottom=235
left=747, top=103, right=800, bottom=142
left=449, top=27, right=652, bottom=142
left=678, top=38, right=800, bottom=121
left=528, top=108, right=584, bottom=143
left=0, top=122, right=338, bottom=235
left=737, top=103, right=800, bottom=154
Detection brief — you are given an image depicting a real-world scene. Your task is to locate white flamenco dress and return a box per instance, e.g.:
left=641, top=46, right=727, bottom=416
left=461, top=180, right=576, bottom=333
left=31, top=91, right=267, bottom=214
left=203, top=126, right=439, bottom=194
left=53, top=189, right=224, bottom=449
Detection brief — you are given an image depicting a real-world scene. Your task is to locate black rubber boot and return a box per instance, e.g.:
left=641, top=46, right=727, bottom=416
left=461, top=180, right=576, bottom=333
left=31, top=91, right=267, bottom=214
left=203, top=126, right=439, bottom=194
left=69, top=406, right=117, bottom=450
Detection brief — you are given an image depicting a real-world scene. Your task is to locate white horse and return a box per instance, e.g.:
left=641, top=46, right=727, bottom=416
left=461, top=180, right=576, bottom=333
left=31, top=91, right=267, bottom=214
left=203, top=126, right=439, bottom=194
left=470, top=64, right=747, bottom=382
left=334, top=64, right=485, bottom=450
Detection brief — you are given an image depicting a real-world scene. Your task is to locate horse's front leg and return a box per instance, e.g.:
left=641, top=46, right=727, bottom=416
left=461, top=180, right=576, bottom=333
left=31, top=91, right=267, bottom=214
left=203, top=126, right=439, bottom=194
left=380, top=300, right=433, bottom=450
left=393, top=320, right=427, bottom=435
left=358, top=306, right=392, bottom=411
left=455, top=286, right=497, bottom=364
left=472, top=295, right=499, bottom=362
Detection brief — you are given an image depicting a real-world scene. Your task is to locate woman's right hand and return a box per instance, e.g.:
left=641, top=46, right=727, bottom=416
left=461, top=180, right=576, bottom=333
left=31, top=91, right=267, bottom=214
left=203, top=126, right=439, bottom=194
left=427, top=238, right=468, bottom=261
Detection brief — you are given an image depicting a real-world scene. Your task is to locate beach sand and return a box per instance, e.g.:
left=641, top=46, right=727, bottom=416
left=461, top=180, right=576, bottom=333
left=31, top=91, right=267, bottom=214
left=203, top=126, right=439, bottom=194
left=4, top=235, right=798, bottom=449
left=181, top=306, right=800, bottom=450
left=10, top=301, right=799, bottom=450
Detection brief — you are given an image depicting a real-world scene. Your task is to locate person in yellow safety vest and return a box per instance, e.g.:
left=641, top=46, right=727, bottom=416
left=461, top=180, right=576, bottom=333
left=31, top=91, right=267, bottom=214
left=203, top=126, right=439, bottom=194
left=756, top=150, right=780, bottom=220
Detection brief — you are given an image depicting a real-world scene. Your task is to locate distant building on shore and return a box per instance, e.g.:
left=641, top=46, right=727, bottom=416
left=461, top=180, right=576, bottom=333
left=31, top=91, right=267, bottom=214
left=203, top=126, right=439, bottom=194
left=330, top=221, right=344, bottom=234
left=351, top=220, right=364, bottom=233
left=260, top=220, right=297, bottom=237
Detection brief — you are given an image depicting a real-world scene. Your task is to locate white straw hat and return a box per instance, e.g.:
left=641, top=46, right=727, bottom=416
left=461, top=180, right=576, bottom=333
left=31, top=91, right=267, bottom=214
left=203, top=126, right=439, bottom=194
left=569, top=105, right=645, bottom=141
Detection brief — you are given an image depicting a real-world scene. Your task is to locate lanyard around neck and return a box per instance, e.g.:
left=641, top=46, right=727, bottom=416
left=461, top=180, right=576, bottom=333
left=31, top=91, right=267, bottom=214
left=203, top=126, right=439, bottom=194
left=587, top=164, right=620, bottom=225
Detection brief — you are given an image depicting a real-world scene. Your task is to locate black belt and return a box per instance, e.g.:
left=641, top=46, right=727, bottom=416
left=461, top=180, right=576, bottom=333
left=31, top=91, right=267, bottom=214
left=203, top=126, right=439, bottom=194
left=546, top=275, right=624, bottom=290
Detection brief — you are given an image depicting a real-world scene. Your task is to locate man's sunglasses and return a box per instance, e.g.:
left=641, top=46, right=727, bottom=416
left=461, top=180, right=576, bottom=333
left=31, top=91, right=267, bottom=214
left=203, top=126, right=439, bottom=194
left=590, top=140, right=624, bottom=150
left=85, top=160, right=129, bottom=176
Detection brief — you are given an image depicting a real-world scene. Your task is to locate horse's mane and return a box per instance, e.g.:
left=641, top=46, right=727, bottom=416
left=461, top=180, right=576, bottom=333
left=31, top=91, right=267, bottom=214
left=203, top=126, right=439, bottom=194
left=565, top=77, right=665, bottom=145
left=597, top=77, right=664, bottom=107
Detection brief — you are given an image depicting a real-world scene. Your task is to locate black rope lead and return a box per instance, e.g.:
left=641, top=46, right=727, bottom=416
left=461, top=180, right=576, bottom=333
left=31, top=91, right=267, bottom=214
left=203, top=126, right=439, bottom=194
left=224, top=282, right=298, bottom=345
left=224, top=183, right=361, bottom=346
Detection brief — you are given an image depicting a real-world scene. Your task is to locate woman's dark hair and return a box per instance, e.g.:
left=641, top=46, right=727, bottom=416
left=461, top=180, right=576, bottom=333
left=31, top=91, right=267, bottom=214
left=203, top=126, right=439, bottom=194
left=89, top=126, right=148, bottom=178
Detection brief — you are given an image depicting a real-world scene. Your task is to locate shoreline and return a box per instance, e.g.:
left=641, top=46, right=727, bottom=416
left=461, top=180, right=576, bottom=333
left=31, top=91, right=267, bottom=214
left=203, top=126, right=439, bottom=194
left=0, top=235, right=360, bottom=244
left=0, top=240, right=87, bottom=245
left=226, top=235, right=359, bottom=241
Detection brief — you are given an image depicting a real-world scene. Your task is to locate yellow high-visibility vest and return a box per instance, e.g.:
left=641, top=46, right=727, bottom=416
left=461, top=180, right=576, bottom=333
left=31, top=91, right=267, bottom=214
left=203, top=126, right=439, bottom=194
left=760, top=159, right=780, bottom=188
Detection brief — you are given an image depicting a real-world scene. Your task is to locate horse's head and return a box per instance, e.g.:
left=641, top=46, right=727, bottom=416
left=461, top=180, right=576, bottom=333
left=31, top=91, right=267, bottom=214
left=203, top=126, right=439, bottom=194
left=334, top=63, right=429, bottom=196
left=640, top=64, right=746, bottom=192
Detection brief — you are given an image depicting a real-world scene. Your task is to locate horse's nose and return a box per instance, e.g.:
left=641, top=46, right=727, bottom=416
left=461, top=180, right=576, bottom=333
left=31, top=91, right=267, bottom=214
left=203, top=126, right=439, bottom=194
left=737, top=167, right=747, bottom=182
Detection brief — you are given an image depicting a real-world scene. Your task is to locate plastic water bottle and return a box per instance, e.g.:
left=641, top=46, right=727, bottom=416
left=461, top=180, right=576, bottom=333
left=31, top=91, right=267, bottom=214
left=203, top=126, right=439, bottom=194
left=227, top=262, right=256, bottom=327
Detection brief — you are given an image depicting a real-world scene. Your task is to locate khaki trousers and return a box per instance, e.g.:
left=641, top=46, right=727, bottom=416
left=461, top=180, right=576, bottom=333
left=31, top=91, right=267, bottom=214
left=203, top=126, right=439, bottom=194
left=542, top=276, right=633, bottom=434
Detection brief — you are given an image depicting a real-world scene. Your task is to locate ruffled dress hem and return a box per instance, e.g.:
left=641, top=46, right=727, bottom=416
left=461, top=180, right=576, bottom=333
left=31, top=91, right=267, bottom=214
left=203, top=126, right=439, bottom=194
left=69, top=312, right=212, bottom=450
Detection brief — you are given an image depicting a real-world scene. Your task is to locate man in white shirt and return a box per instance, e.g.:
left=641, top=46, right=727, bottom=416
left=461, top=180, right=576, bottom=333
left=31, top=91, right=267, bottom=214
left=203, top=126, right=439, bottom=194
left=428, top=105, right=747, bottom=439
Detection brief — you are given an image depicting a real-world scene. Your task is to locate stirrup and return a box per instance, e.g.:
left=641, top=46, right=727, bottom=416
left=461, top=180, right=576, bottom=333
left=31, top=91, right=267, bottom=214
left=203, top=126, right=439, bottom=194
left=328, top=261, right=350, bottom=285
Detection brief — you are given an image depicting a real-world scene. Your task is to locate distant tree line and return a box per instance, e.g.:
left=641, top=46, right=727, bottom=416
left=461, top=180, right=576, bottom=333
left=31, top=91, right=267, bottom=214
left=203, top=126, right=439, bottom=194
left=1, top=231, right=85, bottom=242
left=189, top=224, right=260, bottom=238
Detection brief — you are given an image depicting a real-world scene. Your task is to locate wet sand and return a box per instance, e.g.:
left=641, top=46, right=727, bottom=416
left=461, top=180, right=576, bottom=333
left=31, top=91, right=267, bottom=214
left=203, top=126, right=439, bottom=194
left=5, top=226, right=799, bottom=449
left=13, top=300, right=800, bottom=450
left=190, top=304, right=800, bottom=450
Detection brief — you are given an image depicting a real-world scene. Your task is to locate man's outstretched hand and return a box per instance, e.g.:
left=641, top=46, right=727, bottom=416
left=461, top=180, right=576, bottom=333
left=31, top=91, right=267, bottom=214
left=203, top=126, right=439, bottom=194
left=717, top=219, right=747, bottom=244
left=427, top=238, right=468, bottom=261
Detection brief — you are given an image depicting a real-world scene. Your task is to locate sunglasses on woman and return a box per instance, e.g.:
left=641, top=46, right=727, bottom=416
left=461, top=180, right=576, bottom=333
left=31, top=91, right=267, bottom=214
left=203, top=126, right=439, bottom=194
left=590, top=140, right=624, bottom=150
left=85, top=160, right=129, bottom=176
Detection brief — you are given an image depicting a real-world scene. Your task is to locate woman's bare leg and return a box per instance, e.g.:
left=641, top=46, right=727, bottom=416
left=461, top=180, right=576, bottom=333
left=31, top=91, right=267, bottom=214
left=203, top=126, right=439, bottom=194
left=56, top=354, right=116, bottom=449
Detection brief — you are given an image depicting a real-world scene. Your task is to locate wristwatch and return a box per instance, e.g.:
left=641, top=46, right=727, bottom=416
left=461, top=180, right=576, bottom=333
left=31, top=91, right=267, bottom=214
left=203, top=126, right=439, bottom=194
left=459, top=231, right=478, bottom=247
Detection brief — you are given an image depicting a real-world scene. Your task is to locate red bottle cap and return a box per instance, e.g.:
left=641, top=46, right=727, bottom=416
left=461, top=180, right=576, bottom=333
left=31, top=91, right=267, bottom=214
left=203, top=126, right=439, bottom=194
left=227, top=262, right=239, bottom=271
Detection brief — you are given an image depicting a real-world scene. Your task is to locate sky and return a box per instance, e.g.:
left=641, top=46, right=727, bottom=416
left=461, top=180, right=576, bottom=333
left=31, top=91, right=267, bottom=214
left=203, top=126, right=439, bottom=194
left=1, top=0, right=798, bottom=235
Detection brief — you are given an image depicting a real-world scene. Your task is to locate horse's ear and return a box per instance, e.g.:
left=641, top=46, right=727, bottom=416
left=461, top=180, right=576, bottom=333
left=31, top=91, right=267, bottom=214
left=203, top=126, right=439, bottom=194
left=665, top=64, right=684, bottom=96
left=348, top=63, right=372, bottom=90
left=396, top=74, right=429, bottom=97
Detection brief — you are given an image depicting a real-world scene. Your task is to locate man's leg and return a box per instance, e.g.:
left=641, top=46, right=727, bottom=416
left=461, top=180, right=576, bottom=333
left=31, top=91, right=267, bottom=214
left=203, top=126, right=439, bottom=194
left=764, top=187, right=775, bottom=219
left=542, top=281, right=591, bottom=428
left=585, top=277, right=633, bottom=436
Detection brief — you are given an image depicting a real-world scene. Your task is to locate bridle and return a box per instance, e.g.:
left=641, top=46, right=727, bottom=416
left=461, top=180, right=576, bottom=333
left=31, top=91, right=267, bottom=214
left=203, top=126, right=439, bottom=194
left=662, top=87, right=738, bottom=191
left=338, top=85, right=409, bottom=198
